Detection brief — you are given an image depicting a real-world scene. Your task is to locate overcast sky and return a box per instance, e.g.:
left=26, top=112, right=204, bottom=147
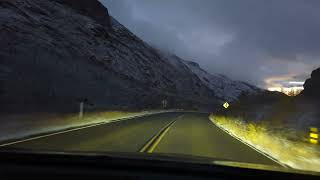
left=100, top=0, right=320, bottom=88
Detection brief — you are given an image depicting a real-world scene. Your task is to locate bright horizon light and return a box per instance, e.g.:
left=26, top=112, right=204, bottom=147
left=267, top=86, right=304, bottom=96
left=288, top=81, right=305, bottom=85
left=267, top=87, right=282, bottom=92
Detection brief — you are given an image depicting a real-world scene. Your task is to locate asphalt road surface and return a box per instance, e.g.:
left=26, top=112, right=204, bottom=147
left=0, top=112, right=280, bottom=166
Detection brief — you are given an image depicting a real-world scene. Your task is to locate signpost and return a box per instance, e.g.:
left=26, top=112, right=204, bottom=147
left=79, top=101, right=84, bottom=119
left=162, top=99, right=168, bottom=109
left=77, top=98, right=94, bottom=119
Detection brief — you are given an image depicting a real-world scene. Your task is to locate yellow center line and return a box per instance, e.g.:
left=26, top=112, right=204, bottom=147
left=147, top=121, right=176, bottom=153
left=139, top=131, right=160, bottom=153
left=139, top=115, right=183, bottom=153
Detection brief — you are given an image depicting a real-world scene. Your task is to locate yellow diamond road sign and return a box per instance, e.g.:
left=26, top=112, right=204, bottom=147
left=223, top=102, right=230, bottom=109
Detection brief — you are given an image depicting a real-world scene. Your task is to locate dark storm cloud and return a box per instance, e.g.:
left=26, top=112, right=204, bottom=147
left=100, top=0, right=320, bottom=87
left=100, top=0, right=191, bottom=55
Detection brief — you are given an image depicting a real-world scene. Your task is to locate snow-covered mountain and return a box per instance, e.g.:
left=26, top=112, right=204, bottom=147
left=182, top=60, right=260, bottom=101
left=0, top=0, right=259, bottom=112
left=159, top=51, right=260, bottom=101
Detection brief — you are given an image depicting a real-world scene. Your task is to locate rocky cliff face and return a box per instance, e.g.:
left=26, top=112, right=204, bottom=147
left=53, top=0, right=111, bottom=28
left=302, top=68, right=320, bottom=99
left=0, top=0, right=258, bottom=113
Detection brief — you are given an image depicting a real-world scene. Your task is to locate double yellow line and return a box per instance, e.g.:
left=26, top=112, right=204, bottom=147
left=139, top=117, right=179, bottom=153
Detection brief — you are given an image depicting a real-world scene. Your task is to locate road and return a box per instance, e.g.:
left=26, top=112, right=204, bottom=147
left=1, top=112, right=279, bottom=166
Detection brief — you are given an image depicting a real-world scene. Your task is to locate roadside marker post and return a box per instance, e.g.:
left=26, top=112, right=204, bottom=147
left=162, top=99, right=168, bottom=109
left=79, top=101, right=84, bottom=119
left=309, top=127, right=318, bottom=145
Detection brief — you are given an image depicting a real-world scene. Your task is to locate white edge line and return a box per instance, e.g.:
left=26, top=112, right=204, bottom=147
left=0, top=111, right=179, bottom=147
left=209, top=117, right=288, bottom=168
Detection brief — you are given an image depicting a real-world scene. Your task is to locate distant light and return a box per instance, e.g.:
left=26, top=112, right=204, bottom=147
left=267, top=86, right=304, bottom=96
left=283, top=87, right=304, bottom=91
left=268, top=87, right=282, bottom=92
left=292, top=87, right=304, bottom=90
left=289, top=81, right=304, bottom=85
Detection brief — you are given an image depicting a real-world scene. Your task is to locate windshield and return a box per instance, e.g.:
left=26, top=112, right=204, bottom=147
left=0, top=0, right=319, bottom=175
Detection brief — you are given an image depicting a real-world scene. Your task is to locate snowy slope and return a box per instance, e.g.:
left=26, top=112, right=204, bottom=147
left=0, top=0, right=216, bottom=111
left=182, top=60, right=260, bottom=101
left=159, top=51, right=260, bottom=101
left=157, top=50, right=261, bottom=102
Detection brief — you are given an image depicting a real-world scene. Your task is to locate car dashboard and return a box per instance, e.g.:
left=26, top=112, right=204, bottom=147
left=0, top=150, right=318, bottom=180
